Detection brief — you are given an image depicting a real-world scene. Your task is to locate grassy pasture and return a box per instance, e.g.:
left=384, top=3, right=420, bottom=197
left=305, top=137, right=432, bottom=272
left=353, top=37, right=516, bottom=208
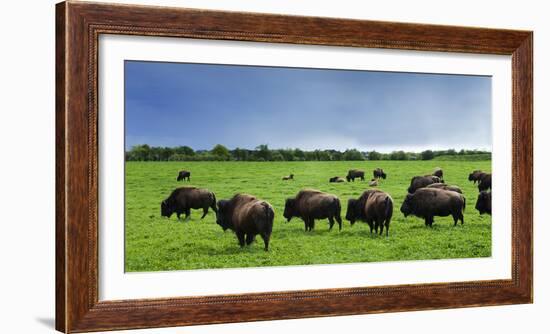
left=125, top=160, right=491, bottom=272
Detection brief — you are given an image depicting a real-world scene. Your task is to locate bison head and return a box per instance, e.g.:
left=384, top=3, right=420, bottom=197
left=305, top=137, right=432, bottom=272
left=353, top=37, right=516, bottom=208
left=161, top=199, right=173, bottom=218
left=381, top=172, right=387, bottom=179
left=345, top=199, right=360, bottom=225
left=400, top=194, right=414, bottom=217
left=283, top=198, right=296, bottom=222
left=215, top=200, right=231, bottom=231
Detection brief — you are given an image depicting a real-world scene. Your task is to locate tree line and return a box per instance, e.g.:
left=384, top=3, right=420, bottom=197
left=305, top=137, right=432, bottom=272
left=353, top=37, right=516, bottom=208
left=125, top=144, right=491, bottom=162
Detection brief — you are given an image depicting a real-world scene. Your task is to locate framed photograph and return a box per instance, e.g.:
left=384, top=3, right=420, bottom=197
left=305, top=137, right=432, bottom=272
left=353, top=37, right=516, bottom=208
left=56, top=1, right=532, bottom=332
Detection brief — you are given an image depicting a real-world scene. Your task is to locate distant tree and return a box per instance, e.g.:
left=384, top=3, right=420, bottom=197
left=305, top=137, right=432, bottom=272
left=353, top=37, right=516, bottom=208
left=211, top=144, right=230, bottom=160
left=271, top=151, right=284, bottom=161
left=390, top=150, right=407, bottom=160
left=293, top=148, right=305, bottom=160
left=279, top=149, right=294, bottom=161
left=421, top=150, right=435, bottom=160
left=343, top=149, right=364, bottom=161
left=368, top=151, right=382, bottom=160
left=317, top=150, right=331, bottom=161
left=255, top=144, right=272, bottom=161
left=174, top=145, right=195, bottom=156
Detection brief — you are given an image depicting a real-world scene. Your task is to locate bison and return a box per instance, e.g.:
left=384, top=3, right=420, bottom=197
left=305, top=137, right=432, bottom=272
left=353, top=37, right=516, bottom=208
left=161, top=186, right=217, bottom=220
left=400, top=188, right=466, bottom=227
left=177, top=170, right=191, bottom=181
left=284, top=189, right=342, bottom=231
left=426, top=183, right=463, bottom=194
left=329, top=176, right=345, bottom=183
left=346, top=190, right=393, bottom=236
left=282, top=174, right=294, bottom=181
left=478, top=173, right=492, bottom=192
left=346, top=169, right=365, bottom=182
left=407, top=175, right=441, bottom=193
left=475, top=191, right=492, bottom=215
left=216, top=194, right=274, bottom=251
left=433, top=167, right=443, bottom=179
left=468, top=170, right=484, bottom=184
left=373, top=168, right=387, bottom=180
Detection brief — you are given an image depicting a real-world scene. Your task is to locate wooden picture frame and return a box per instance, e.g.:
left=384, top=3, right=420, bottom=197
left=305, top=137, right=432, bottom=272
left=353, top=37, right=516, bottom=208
left=56, top=1, right=533, bottom=332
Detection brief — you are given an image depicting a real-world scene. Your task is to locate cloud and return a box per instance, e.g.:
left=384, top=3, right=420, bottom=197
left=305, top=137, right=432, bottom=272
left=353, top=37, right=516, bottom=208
left=125, top=61, right=492, bottom=152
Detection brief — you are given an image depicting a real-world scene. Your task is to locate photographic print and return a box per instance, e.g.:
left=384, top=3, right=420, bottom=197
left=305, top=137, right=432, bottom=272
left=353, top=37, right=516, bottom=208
left=124, top=60, right=492, bottom=272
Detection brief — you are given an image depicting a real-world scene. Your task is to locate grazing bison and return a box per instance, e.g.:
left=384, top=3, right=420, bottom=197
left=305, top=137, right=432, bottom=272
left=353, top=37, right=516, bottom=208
left=284, top=189, right=342, bottom=231
left=216, top=194, right=274, bottom=251
left=282, top=174, right=294, bottom=181
left=161, top=187, right=217, bottom=220
left=476, top=191, right=492, bottom=215
left=329, top=176, right=345, bottom=183
left=369, top=179, right=378, bottom=187
left=346, top=169, right=365, bottom=182
left=176, top=170, right=191, bottom=181
left=478, top=173, right=492, bottom=192
left=468, top=170, right=484, bottom=184
left=373, top=168, right=387, bottom=180
left=433, top=167, right=443, bottom=179
left=407, top=175, right=441, bottom=193
left=346, top=190, right=393, bottom=236
left=426, top=183, right=463, bottom=194
left=400, top=188, right=466, bottom=227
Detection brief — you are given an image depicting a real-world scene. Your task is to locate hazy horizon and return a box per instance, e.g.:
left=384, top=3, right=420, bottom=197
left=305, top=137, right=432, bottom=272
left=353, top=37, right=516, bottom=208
left=125, top=61, right=492, bottom=152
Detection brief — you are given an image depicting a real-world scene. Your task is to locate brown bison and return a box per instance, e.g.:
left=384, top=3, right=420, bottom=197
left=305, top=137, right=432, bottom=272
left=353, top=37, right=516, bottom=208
left=478, top=173, right=492, bottom=192
left=346, top=190, right=393, bottom=236
left=329, top=176, right=345, bottom=183
left=161, top=187, right=216, bottom=220
left=216, top=194, right=274, bottom=251
left=426, top=183, right=463, bottom=194
left=284, top=189, right=342, bottom=231
left=407, top=175, right=441, bottom=193
left=475, top=191, right=491, bottom=215
left=400, top=188, right=466, bottom=227
left=433, top=167, right=443, bottom=179
left=177, top=170, right=191, bottom=181
left=373, top=168, right=387, bottom=180
left=468, top=170, right=484, bottom=184
left=346, top=169, right=365, bottom=182
left=282, top=174, right=294, bottom=181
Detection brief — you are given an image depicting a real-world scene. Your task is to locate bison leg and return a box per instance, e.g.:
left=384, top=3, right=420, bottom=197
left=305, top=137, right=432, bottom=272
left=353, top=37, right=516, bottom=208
left=200, top=207, right=209, bottom=219
left=378, top=220, right=384, bottom=236
left=184, top=209, right=191, bottom=221
left=176, top=212, right=182, bottom=221
left=335, top=215, right=342, bottom=231
left=328, top=217, right=335, bottom=231
left=311, top=219, right=316, bottom=231
left=385, top=220, right=390, bottom=237
left=261, top=234, right=270, bottom=251
left=236, top=231, right=246, bottom=247
left=460, top=212, right=464, bottom=225
left=245, top=233, right=255, bottom=245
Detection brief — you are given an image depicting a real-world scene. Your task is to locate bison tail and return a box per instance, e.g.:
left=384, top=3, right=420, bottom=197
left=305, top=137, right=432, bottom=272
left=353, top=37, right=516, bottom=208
left=384, top=196, right=393, bottom=220
left=462, top=195, right=466, bottom=212
left=334, top=198, right=342, bottom=222
left=261, top=202, right=274, bottom=236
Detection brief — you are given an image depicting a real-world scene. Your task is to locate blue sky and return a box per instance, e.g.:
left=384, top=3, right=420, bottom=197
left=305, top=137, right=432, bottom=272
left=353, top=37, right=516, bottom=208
left=125, top=61, right=491, bottom=152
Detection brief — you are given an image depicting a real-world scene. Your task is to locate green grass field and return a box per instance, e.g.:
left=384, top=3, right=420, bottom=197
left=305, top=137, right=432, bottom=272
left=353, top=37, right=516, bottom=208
left=125, top=161, right=491, bottom=272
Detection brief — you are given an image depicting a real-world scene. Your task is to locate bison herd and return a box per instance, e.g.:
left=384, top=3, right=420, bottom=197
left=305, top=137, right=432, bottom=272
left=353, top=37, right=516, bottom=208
left=161, top=167, right=492, bottom=251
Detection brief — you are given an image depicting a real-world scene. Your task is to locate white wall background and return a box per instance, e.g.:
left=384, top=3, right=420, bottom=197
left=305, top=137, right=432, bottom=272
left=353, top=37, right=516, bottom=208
left=0, top=0, right=545, bottom=333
